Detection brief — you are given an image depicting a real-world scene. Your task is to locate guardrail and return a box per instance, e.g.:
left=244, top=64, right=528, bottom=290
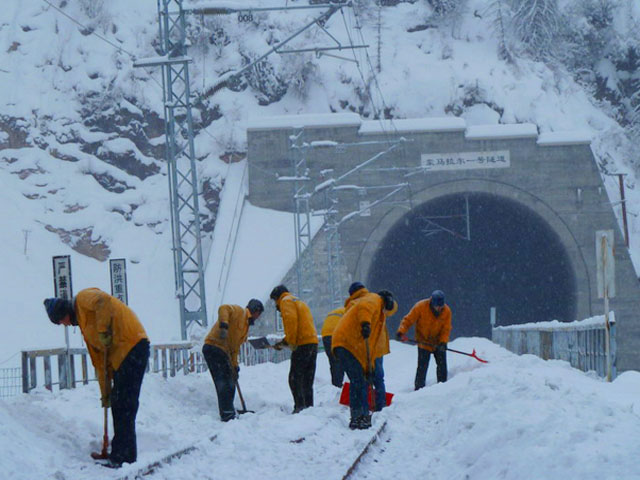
left=18, top=337, right=293, bottom=395
left=491, top=314, right=616, bottom=379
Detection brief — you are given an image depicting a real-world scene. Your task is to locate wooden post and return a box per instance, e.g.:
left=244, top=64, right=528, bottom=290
left=182, top=350, right=189, bottom=375
left=29, top=356, right=36, bottom=391
left=58, top=354, right=67, bottom=390
left=81, top=354, right=89, bottom=385
left=153, top=346, right=159, bottom=373
left=44, top=356, right=52, bottom=391
left=617, top=174, right=629, bottom=247
left=170, top=349, right=176, bottom=377
left=161, top=348, right=168, bottom=379
left=21, top=352, right=29, bottom=394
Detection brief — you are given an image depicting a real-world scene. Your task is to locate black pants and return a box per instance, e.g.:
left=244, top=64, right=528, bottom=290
left=110, top=339, right=149, bottom=465
left=202, top=344, right=236, bottom=421
left=322, top=336, right=344, bottom=387
left=415, top=346, right=447, bottom=390
left=289, top=343, right=317, bottom=412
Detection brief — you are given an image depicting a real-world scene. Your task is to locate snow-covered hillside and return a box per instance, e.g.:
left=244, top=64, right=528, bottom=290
left=2, top=0, right=640, bottom=364
left=1, top=339, right=639, bottom=480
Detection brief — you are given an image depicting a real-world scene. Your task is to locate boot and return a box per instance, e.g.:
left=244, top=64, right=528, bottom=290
left=350, top=415, right=371, bottom=430
left=363, top=414, right=372, bottom=428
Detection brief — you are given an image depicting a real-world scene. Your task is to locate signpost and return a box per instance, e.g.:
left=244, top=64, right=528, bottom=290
left=109, top=259, right=128, bottom=305
left=52, top=255, right=73, bottom=389
left=596, top=230, right=615, bottom=381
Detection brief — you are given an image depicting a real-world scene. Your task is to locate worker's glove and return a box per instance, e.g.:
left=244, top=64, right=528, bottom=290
left=219, top=323, right=229, bottom=341
left=101, top=394, right=111, bottom=408
left=361, top=322, right=371, bottom=340
left=435, top=343, right=447, bottom=354
left=98, top=332, right=113, bottom=348
left=396, top=331, right=409, bottom=342
left=273, top=340, right=286, bottom=351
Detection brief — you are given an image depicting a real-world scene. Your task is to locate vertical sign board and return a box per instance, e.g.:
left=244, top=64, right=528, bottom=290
left=52, top=255, right=73, bottom=389
left=52, top=255, right=73, bottom=300
left=109, top=259, right=128, bottom=305
left=595, top=230, right=615, bottom=381
left=596, top=230, right=615, bottom=299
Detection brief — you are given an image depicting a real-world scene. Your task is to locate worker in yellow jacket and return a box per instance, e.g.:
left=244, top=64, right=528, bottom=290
left=270, top=285, right=318, bottom=414
left=320, top=306, right=345, bottom=387
left=332, top=289, right=395, bottom=429
left=396, top=290, right=452, bottom=389
left=344, top=281, right=394, bottom=411
left=372, top=297, right=397, bottom=411
left=202, top=299, right=264, bottom=421
left=44, top=288, right=149, bottom=468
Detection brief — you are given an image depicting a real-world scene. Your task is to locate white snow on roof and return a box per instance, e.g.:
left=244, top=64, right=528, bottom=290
left=494, top=313, right=615, bottom=331
left=537, top=131, right=592, bottom=146
left=359, top=117, right=466, bottom=135
left=466, top=123, right=538, bottom=140
left=247, top=113, right=362, bottom=131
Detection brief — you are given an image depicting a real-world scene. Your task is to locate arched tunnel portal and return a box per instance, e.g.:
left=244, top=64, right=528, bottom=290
left=366, top=192, right=577, bottom=340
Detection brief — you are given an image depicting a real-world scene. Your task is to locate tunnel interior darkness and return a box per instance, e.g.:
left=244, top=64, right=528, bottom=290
left=367, top=192, right=577, bottom=339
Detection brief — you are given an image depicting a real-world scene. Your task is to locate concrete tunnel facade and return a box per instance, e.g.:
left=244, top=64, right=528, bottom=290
left=246, top=113, right=640, bottom=372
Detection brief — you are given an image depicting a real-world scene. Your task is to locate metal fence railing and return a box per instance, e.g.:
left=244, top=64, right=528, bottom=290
left=492, top=314, right=616, bottom=379
left=0, top=367, right=23, bottom=398
left=8, top=337, right=294, bottom=398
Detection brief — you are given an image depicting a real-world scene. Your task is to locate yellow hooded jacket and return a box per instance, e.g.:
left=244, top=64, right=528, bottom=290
left=321, top=306, right=345, bottom=337
left=344, top=287, right=369, bottom=311
left=332, top=292, right=385, bottom=372
left=204, top=304, right=250, bottom=367
left=75, top=288, right=148, bottom=398
left=375, top=300, right=397, bottom=359
left=276, top=292, right=318, bottom=347
left=397, top=298, right=452, bottom=352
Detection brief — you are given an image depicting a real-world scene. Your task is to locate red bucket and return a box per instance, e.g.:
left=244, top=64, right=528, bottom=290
left=339, top=382, right=393, bottom=411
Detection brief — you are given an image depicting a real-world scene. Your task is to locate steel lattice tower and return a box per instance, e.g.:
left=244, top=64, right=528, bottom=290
left=156, top=0, right=208, bottom=339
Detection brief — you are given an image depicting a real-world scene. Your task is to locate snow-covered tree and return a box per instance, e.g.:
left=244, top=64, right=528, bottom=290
left=428, top=0, right=458, bottom=16
left=511, top=0, right=559, bottom=59
left=487, top=0, right=514, bottom=63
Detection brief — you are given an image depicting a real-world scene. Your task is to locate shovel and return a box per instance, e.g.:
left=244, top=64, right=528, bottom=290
left=91, top=348, right=110, bottom=460
left=406, top=338, right=488, bottom=363
left=234, top=377, right=255, bottom=414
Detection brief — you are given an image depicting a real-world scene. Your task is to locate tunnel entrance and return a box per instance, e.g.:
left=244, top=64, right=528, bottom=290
left=367, top=192, right=577, bottom=339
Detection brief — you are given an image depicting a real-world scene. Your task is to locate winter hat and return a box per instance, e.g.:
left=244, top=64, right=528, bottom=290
left=247, top=299, right=264, bottom=314
left=270, top=285, right=289, bottom=302
left=377, top=290, right=395, bottom=311
left=348, top=282, right=365, bottom=296
left=43, top=298, right=72, bottom=324
left=431, top=290, right=445, bottom=307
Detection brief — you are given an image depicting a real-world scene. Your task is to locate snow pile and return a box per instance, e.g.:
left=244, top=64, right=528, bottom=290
left=1, top=339, right=639, bottom=479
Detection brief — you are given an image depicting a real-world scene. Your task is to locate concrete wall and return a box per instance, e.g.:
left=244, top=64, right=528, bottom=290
left=246, top=115, right=640, bottom=372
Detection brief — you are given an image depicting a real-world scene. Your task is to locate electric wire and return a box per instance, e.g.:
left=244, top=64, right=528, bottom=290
left=39, top=0, right=166, bottom=94
left=349, top=4, right=400, bottom=139
left=339, top=6, right=398, bottom=144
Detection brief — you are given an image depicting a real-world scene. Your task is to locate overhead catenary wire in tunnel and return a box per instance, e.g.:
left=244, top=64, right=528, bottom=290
left=368, top=192, right=577, bottom=338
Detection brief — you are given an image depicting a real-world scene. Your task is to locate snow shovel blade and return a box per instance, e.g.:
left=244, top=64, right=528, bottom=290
left=469, top=349, right=488, bottom=363
left=90, top=447, right=108, bottom=460
left=237, top=408, right=255, bottom=415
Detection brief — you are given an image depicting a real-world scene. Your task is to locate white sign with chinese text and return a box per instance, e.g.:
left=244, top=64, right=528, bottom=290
left=52, top=255, right=73, bottom=300
left=420, top=150, right=510, bottom=171
left=596, top=230, right=615, bottom=299
left=52, top=255, right=73, bottom=358
left=110, top=258, right=129, bottom=305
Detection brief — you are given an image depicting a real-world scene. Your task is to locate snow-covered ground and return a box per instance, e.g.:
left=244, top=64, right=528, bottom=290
left=1, top=338, right=639, bottom=480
